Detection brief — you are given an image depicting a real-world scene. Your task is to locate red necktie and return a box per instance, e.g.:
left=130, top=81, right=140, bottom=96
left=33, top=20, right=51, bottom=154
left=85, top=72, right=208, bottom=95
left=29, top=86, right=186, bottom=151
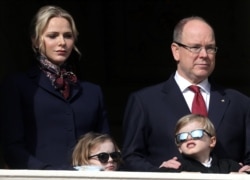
left=189, top=85, right=208, bottom=116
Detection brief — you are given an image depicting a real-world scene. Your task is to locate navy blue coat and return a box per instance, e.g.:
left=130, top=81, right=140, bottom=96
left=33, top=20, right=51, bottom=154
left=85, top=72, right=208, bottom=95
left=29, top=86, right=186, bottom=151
left=0, top=66, right=110, bottom=170
left=122, top=74, right=250, bottom=171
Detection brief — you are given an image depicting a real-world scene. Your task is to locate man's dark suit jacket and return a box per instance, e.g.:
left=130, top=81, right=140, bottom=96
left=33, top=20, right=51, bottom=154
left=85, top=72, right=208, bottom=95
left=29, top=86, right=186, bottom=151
left=0, top=66, right=109, bottom=170
left=122, top=74, right=250, bottom=171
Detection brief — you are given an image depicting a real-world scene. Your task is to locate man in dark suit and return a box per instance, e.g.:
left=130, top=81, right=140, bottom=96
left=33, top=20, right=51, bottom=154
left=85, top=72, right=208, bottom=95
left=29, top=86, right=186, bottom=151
left=122, top=16, right=250, bottom=172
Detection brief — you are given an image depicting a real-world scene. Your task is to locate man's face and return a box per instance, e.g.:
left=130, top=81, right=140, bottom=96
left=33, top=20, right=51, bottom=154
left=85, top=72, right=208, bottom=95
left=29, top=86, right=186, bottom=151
left=171, top=20, right=216, bottom=84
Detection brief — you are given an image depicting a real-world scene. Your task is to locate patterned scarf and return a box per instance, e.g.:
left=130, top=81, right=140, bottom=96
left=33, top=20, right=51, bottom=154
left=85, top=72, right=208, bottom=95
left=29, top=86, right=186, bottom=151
left=38, top=55, right=77, bottom=99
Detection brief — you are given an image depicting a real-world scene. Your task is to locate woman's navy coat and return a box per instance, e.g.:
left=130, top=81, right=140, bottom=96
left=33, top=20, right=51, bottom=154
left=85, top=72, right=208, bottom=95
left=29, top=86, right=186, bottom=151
left=0, top=66, right=110, bottom=169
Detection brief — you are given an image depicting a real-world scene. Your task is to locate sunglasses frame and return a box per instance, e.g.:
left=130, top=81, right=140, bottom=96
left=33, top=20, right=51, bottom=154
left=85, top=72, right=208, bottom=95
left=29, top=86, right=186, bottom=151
left=88, top=151, right=121, bottom=164
left=175, top=129, right=212, bottom=145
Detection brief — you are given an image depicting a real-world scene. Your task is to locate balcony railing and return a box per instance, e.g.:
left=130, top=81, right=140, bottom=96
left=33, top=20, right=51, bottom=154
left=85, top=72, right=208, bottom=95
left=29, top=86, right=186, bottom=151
left=0, top=169, right=248, bottom=180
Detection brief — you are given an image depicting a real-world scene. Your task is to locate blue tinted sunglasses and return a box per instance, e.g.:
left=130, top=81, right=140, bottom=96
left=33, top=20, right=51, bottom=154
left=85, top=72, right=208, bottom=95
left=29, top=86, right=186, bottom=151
left=175, top=129, right=212, bottom=144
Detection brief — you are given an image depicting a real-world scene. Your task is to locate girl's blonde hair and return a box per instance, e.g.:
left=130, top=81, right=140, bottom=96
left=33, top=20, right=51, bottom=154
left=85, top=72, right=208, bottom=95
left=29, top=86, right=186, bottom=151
left=72, top=132, right=121, bottom=166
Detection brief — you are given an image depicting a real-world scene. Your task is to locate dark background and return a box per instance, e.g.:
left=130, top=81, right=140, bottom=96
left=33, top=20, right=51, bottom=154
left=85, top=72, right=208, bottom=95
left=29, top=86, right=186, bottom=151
left=1, top=0, right=250, bottom=152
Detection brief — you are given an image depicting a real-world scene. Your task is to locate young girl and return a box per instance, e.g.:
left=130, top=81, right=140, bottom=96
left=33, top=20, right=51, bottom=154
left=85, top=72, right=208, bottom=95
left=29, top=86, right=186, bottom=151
left=72, top=132, right=121, bottom=171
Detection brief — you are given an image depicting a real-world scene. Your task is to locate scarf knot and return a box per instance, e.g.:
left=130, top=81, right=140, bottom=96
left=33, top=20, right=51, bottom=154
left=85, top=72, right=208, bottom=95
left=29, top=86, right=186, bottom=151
left=37, top=55, right=78, bottom=99
left=54, top=70, right=77, bottom=99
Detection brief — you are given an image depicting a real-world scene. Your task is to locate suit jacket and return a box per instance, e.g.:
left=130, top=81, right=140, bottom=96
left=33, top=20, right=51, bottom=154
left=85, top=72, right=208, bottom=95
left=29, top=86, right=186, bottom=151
left=0, top=66, right=110, bottom=170
left=156, top=153, right=242, bottom=173
left=122, top=74, right=250, bottom=171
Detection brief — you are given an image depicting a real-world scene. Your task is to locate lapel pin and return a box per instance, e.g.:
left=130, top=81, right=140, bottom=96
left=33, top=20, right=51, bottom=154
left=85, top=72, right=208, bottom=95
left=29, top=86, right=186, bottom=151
left=221, top=99, right=225, bottom=102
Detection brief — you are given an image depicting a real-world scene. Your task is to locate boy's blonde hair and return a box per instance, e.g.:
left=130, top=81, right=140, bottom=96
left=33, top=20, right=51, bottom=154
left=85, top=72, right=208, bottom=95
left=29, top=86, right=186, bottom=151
left=175, top=114, right=216, bottom=138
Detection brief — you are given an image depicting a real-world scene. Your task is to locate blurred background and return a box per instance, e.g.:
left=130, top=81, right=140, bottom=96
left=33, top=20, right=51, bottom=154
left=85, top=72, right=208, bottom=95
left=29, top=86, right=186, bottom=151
left=1, top=0, right=250, bottom=150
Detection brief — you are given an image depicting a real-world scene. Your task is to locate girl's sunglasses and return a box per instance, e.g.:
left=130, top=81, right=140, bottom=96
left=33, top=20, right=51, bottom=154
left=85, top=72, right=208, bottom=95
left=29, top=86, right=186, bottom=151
left=175, top=129, right=212, bottom=145
left=88, top=152, right=121, bottom=164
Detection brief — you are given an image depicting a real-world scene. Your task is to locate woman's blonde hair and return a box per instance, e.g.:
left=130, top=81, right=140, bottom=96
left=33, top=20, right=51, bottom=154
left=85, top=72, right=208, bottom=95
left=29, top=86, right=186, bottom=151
left=72, top=132, right=121, bottom=166
left=30, top=5, right=81, bottom=56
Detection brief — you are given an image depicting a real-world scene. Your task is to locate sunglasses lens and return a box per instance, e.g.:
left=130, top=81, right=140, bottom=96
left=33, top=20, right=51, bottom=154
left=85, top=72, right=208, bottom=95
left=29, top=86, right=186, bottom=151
left=176, top=129, right=206, bottom=144
left=191, top=129, right=204, bottom=139
left=96, top=152, right=121, bottom=163
left=110, top=152, right=121, bottom=162
left=97, top=153, right=109, bottom=163
left=176, top=132, right=188, bottom=144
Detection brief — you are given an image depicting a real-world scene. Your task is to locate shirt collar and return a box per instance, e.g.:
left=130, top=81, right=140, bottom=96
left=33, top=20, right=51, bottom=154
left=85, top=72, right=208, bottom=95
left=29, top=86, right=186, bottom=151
left=202, top=157, right=212, bottom=167
left=174, top=71, right=210, bottom=93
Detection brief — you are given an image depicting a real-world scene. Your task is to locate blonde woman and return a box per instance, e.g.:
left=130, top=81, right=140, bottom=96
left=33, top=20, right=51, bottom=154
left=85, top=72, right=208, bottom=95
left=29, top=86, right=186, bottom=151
left=0, top=5, right=109, bottom=170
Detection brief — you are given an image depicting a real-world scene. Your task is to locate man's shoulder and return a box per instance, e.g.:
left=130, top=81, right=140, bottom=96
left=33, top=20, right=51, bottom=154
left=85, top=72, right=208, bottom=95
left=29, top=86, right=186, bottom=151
left=134, top=75, right=175, bottom=93
left=133, top=81, right=168, bottom=95
left=219, top=86, right=249, bottom=100
left=210, top=81, right=249, bottom=100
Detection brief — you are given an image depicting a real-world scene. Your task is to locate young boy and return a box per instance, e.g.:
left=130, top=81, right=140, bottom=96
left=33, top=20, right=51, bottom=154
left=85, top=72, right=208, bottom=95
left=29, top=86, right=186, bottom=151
left=158, top=114, right=244, bottom=173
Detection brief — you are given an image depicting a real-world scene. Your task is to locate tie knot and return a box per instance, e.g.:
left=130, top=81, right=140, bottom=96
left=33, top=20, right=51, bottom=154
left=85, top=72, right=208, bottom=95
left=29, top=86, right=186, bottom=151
left=189, top=85, right=200, bottom=93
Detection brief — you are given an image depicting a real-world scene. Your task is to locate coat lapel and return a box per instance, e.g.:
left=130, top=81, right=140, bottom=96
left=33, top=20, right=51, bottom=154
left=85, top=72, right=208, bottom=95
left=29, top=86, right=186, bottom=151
left=68, top=82, right=82, bottom=100
left=161, top=74, right=229, bottom=130
left=162, top=74, right=191, bottom=117
left=27, top=66, right=81, bottom=100
left=208, top=85, right=229, bottom=129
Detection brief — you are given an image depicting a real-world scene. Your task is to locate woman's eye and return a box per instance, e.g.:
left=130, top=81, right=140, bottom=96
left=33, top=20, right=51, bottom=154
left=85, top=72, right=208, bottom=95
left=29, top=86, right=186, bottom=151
left=64, top=33, right=73, bottom=39
left=47, top=34, right=57, bottom=39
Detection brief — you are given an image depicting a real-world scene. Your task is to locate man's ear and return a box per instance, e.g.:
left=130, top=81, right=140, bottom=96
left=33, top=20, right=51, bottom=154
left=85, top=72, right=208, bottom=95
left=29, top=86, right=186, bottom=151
left=171, top=42, right=180, bottom=63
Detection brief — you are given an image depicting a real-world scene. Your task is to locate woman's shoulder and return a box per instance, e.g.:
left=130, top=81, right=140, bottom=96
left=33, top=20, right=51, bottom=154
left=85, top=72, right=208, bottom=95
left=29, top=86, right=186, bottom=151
left=78, top=80, right=101, bottom=88
left=77, top=80, right=103, bottom=93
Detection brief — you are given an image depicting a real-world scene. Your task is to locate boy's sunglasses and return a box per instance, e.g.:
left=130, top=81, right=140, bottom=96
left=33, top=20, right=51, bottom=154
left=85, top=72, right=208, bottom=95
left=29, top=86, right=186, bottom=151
left=88, top=152, right=121, bottom=164
left=175, top=129, right=212, bottom=145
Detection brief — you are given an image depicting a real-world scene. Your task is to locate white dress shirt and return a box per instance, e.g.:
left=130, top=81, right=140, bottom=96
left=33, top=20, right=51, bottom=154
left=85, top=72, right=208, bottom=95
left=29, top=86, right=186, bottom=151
left=174, top=71, right=211, bottom=112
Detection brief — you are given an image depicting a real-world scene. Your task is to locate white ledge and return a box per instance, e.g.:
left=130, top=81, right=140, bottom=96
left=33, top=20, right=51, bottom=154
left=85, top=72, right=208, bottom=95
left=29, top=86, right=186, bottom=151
left=0, top=170, right=248, bottom=180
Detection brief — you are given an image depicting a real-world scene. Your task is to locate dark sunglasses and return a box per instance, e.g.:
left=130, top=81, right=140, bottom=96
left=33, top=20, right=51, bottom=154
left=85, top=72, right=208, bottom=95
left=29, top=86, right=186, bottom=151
left=175, top=129, right=212, bottom=145
left=88, top=152, right=121, bottom=164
